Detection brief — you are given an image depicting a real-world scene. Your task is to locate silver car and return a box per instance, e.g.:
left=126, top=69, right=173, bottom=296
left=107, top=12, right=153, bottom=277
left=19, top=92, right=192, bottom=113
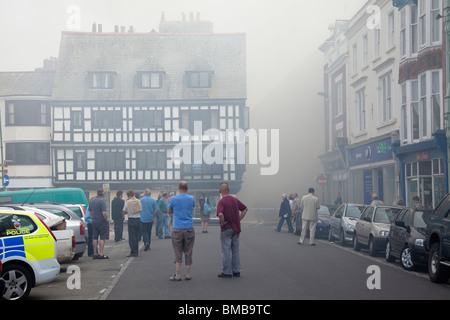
left=329, top=203, right=365, bottom=245
left=353, top=205, right=403, bottom=256
left=25, top=203, right=87, bottom=260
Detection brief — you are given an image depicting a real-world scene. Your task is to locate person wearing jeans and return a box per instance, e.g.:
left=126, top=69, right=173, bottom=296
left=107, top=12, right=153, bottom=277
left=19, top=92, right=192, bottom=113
left=276, top=194, right=293, bottom=233
left=140, top=188, right=159, bottom=251
left=220, top=228, right=241, bottom=276
left=217, top=182, right=248, bottom=278
left=157, top=192, right=171, bottom=239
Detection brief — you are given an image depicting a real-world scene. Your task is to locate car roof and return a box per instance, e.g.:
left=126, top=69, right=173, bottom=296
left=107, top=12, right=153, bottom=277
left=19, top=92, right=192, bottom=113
left=23, top=207, right=66, bottom=228
left=0, top=206, right=35, bottom=215
left=370, top=204, right=405, bottom=209
left=24, top=203, right=81, bottom=219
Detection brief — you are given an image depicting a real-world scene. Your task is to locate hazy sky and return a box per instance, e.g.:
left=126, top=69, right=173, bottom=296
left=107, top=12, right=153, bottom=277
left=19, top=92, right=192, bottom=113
left=0, top=0, right=365, bottom=206
left=0, top=0, right=363, bottom=71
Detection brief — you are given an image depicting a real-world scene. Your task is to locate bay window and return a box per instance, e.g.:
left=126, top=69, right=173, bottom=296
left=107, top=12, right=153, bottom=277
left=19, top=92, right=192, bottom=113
left=401, top=70, right=443, bottom=143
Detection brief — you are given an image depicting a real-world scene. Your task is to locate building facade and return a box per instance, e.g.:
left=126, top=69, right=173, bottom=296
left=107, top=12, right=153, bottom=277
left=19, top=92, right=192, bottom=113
left=392, top=0, right=447, bottom=208
left=0, top=16, right=249, bottom=214
left=319, top=20, right=350, bottom=203
left=0, top=64, right=55, bottom=190
left=320, top=0, right=447, bottom=207
left=345, top=0, right=402, bottom=206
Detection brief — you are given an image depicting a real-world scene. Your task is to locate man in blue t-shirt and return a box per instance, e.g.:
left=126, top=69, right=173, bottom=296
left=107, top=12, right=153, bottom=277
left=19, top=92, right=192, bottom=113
left=140, top=188, right=160, bottom=251
left=167, top=181, right=195, bottom=281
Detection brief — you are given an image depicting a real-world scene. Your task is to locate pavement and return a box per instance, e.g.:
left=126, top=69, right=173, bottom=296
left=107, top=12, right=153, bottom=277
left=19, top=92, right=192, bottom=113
left=27, top=215, right=227, bottom=300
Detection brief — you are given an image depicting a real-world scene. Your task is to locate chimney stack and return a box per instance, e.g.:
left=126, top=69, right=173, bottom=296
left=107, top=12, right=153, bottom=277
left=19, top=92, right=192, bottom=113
left=92, top=22, right=97, bottom=32
left=161, top=11, right=166, bottom=22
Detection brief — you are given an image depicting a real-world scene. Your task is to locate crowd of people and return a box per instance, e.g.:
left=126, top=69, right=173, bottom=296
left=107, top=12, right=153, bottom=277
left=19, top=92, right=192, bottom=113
left=275, top=188, right=321, bottom=246
left=274, top=189, right=426, bottom=246
left=85, top=181, right=248, bottom=281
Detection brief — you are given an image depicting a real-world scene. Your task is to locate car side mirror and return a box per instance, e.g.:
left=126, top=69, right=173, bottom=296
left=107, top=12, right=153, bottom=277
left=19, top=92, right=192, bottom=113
left=334, top=213, right=341, bottom=219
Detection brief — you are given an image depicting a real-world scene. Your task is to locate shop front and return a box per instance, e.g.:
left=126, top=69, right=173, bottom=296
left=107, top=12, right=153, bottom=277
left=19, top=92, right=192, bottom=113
left=393, top=130, right=448, bottom=208
left=319, top=150, right=347, bottom=204
left=347, top=136, right=396, bottom=205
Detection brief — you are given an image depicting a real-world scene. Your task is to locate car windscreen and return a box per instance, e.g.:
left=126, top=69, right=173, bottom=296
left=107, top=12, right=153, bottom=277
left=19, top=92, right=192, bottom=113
left=374, top=207, right=401, bottom=224
left=68, top=206, right=83, bottom=219
left=347, top=206, right=364, bottom=218
left=39, top=208, right=71, bottom=220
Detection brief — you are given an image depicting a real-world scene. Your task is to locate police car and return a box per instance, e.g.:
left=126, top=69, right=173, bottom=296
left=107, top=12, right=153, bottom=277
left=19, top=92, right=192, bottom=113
left=0, top=260, right=5, bottom=296
left=0, top=207, right=60, bottom=300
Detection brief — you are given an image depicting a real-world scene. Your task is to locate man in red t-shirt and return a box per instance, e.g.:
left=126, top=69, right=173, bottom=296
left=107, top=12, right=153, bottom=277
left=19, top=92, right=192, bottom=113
left=216, top=182, right=248, bottom=278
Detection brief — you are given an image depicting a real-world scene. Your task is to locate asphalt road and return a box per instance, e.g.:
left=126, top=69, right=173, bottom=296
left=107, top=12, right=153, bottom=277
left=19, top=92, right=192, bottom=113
left=29, top=210, right=450, bottom=303
left=105, top=220, right=450, bottom=300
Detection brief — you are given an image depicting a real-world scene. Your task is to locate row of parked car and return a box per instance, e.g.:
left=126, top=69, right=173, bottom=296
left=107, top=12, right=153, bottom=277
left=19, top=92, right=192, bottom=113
left=313, top=196, right=450, bottom=285
left=0, top=202, right=87, bottom=300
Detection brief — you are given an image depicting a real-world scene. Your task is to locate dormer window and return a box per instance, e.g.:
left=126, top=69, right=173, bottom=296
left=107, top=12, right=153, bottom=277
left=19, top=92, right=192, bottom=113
left=137, top=71, right=164, bottom=89
left=89, top=72, right=115, bottom=89
left=186, top=71, right=213, bottom=88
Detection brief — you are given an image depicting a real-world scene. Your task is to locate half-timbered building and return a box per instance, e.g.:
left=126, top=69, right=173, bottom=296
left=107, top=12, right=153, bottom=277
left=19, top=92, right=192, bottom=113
left=51, top=17, right=248, bottom=206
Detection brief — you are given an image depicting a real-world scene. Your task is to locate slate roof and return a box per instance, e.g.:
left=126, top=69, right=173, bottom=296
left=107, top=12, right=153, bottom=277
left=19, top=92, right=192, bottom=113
left=52, top=31, right=247, bottom=101
left=0, top=71, right=55, bottom=97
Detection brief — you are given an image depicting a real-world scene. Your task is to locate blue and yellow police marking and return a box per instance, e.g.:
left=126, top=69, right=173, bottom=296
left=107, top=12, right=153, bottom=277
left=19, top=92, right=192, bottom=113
left=2, top=236, right=25, bottom=259
left=23, top=232, right=55, bottom=261
left=0, top=221, right=55, bottom=262
left=5, top=228, right=30, bottom=236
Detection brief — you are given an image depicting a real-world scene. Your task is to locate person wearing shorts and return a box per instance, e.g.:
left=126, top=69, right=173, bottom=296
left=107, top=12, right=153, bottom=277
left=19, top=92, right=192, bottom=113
left=168, top=181, right=195, bottom=281
left=89, top=189, right=109, bottom=259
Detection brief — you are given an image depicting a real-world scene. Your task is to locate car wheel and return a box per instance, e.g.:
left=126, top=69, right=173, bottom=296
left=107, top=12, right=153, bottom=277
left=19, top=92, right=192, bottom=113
left=368, top=236, right=378, bottom=257
left=385, top=241, right=395, bottom=263
left=429, top=243, right=450, bottom=283
left=1, top=264, right=33, bottom=300
left=353, top=233, right=361, bottom=251
left=400, top=246, right=415, bottom=271
left=339, top=229, right=346, bottom=246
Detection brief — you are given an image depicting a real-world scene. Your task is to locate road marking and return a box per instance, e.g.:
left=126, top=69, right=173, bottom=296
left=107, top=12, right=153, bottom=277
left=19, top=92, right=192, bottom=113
left=99, top=243, right=143, bottom=300
left=324, top=240, right=429, bottom=280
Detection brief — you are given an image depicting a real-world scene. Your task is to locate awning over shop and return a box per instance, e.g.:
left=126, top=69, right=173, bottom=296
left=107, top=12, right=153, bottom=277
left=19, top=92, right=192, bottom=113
left=392, top=0, right=417, bottom=10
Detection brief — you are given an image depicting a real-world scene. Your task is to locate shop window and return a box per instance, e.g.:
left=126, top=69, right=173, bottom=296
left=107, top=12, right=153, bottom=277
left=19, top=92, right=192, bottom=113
left=419, top=161, right=431, bottom=175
